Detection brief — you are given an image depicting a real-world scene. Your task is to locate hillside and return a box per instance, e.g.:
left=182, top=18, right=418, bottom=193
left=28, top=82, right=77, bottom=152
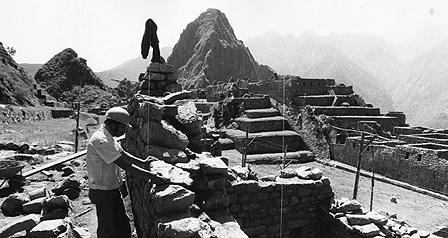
left=34, top=48, right=106, bottom=99
left=96, top=47, right=172, bottom=88
left=167, top=8, right=261, bottom=89
left=245, top=31, right=394, bottom=111
left=0, top=42, right=39, bottom=105
left=394, top=39, right=448, bottom=128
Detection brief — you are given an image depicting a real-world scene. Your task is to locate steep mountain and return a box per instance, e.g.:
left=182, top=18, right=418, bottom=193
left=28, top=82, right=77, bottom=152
left=20, top=63, right=43, bottom=79
left=167, top=8, right=261, bottom=89
left=97, top=47, right=172, bottom=88
left=0, top=42, right=39, bottom=105
left=35, top=48, right=106, bottom=99
left=394, top=39, right=448, bottom=128
left=245, top=31, right=394, bottom=111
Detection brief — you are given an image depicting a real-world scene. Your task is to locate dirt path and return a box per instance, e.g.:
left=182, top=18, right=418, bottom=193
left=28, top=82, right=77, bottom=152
left=224, top=150, right=448, bottom=233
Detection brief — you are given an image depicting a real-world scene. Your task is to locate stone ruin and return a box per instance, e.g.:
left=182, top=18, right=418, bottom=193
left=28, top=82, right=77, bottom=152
left=121, top=62, right=336, bottom=238
left=121, top=62, right=443, bottom=238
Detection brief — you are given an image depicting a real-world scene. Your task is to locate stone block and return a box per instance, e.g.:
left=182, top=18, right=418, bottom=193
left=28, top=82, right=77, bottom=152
left=230, top=166, right=250, bottom=180
left=147, top=62, right=175, bottom=74
left=150, top=160, right=193, bottom=187
left=0, top=214, right=40, bottom=238
left=23, top=197, right=45, bottom=214
left=1, top=193, right=30, bottom=216
left=165, top=82, right=183, bottom=93
left=73, top=226, right=91, bottom=238
left=41, top=195, right=70, bottom=220
left=147, top=144, right=188, bottom=164
left=52, top=174, right=81, bottom=200
left=337, top=198, right=362, bottom=213
left=172, top=100, right=202, bottom=137
left=29, top=218, right=71, bottom=238
left=151, top=184, right=195, bottom=215
left=157, top=217, right=203, bottom=238
left=175, top=159, right=201, bottom=173
left=29, top=188, right=49, bottom=200
left=149, top=72, right=167, bottom=81
left=198, top=156, right=228, bottom=175
left=346, top=214, right=371, bottom=226
left=353, top=223, right=381, bottom=237
left=163, top=91, right=192, bottom=106
left=202, top=191, right=230, bottom=210
left=140, top=120, right=189, bottom=151
left=366, top=211, right=388, bottom=226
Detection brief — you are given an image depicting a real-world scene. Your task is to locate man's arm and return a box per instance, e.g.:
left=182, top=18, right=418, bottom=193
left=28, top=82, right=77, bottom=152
left=120, top=149, right=158, bottom=169
left=114, top=157, right=166, bottom=184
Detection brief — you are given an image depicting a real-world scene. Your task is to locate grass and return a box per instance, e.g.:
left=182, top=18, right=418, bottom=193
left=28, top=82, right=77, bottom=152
left=0, top=117, right=100, bottom=147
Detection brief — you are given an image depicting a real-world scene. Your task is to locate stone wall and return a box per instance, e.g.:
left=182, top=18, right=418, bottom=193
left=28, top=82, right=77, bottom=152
left=327, top=85, right=354, bottom=95
left=331, top=115, right=403, bottom=132
left=124, top=93, right=248, bottom=238
left=0, top=105, right=52, bottom=124
left=398, top=134, right=448, bottom=145
left=313, top=107, right=380, bottom=117
left=228, top=177, right=333, bottom=238
left=331, top=137, right=448, bottom=195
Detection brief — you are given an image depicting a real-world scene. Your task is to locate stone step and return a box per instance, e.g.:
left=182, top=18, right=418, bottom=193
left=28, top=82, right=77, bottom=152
left=244, top=108, right=280, bottom=118
left=246, top=151, right=315, bottom=164
left=235, top=116, right=291, bottom=133
left=219, top=138, right=234, bottom=150
left=232, top=97, right=271, bottom=110
left=225, top=129, right=308, bottom=154
left=313, top=106, right=381, bottom=116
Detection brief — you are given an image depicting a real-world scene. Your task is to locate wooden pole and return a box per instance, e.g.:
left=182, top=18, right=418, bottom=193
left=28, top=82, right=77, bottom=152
left=370, top=147, right=376, bottom=211
left=242, top=125, right=248, bottom=167
left=353, top=132, right=365, bottom=199
left=74, top=102, right=80, bottom=153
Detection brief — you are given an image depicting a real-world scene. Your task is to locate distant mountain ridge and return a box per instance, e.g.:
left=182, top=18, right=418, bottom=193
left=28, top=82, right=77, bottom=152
left=96, top=47, right=172, bottom=88
left=245, top=31, right=395, bottom=111
left=167, top=8, right=262, bottom=89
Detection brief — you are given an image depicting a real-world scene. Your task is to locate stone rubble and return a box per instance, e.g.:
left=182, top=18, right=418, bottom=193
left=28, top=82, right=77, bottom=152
left=325, top=197, right=441, bottom=238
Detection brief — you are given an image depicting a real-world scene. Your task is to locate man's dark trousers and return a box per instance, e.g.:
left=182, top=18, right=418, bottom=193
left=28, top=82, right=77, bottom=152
left=89, top=189, right=131, bottom=238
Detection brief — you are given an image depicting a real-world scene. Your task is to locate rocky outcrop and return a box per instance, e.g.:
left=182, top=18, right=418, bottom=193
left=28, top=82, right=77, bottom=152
left=34, top=48, right=106, bottom=99
left=0, top=42, right=40, bottom=105
left=167, top=8, right=261, bottom=89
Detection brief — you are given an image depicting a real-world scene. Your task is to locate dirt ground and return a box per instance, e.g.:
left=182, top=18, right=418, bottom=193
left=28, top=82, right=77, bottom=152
left=1, top=118, right=447, bottom=237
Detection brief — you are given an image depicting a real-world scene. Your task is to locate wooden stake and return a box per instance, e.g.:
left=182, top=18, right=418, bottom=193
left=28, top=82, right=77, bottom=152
left=353, top=132, right=365, bottom=199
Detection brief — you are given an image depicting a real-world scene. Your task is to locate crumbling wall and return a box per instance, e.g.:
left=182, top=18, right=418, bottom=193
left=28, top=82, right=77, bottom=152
left=124, top=91, right=248, bottom=238
left=228, top=177, right=333, bottom=238
left=331, top=138, right=448, bottom=195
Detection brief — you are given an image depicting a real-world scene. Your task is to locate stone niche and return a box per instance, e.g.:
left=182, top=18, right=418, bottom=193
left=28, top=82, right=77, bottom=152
left=124, top=93, right=248, bottom=238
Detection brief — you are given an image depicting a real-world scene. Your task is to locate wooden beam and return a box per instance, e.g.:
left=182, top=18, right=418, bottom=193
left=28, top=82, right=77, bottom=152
left=23, top=150, right=87, bottom=178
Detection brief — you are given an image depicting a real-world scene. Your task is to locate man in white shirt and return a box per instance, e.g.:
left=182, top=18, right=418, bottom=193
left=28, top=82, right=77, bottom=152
left=86, top=107, right=163, bottom=238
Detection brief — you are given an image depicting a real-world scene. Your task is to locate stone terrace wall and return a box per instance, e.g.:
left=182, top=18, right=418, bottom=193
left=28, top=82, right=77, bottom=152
left=0, top=105, right=52, bottom=124
left=331, top=137, right=448, bottom=195
left=228, top=178, right=333, bottom=238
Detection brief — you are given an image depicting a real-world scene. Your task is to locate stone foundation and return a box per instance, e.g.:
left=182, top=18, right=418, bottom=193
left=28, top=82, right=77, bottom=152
left=228, top=178, right=333, bottom=238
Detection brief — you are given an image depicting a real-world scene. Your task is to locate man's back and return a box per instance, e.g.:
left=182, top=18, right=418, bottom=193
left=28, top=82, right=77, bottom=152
left=86, top=126, right=122, bottom=190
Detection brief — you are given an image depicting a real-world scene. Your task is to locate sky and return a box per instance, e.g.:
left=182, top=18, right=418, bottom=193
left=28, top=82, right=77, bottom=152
left=1, top=0, right=448, bottom=71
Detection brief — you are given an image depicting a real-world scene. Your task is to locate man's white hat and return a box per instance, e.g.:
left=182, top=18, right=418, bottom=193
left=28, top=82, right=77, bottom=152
left=105, top=107, right=131, bottom=127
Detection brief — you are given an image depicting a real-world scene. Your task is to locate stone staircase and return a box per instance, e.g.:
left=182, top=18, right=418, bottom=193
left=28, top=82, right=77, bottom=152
left=225, top=96, right=314, bottom=163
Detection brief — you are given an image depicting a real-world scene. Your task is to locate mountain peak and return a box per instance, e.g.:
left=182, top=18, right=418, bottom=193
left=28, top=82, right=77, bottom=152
left=167, top=9, right=261, bottom=89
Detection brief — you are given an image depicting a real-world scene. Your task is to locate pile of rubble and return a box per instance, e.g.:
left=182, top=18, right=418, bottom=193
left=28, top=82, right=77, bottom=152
left=0, top=183, right=87, bottom=238
left=326, top=198, right=439, bottom=238
left=0, top=142, right=57, bottom=156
